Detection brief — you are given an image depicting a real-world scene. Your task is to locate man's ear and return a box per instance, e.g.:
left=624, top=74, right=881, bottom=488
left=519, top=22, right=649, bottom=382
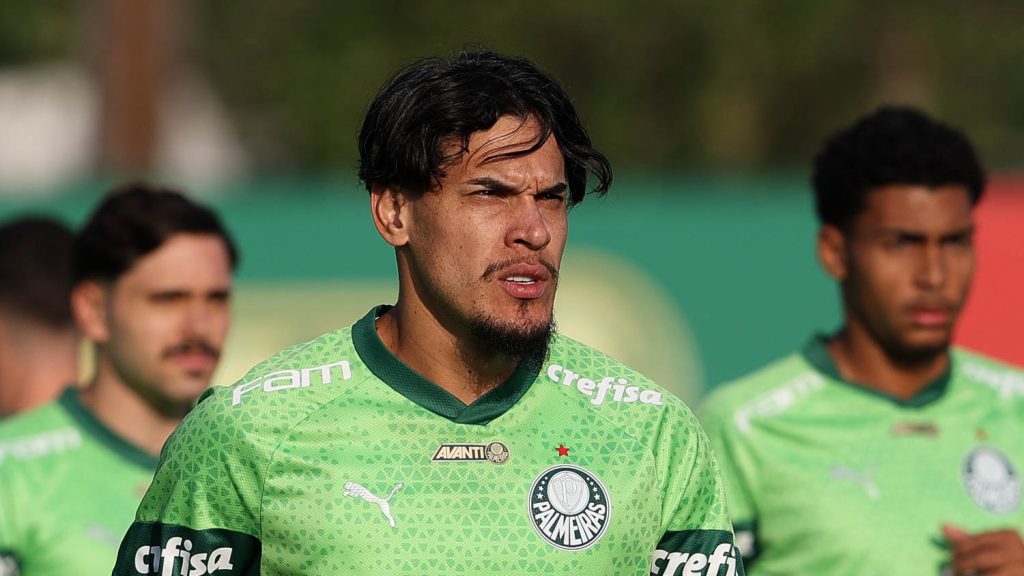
left=370, top=184, right=412, bottom=247
left=817, top=224, right=849, bottom=281
left=71, top=281, right=110, bottom=343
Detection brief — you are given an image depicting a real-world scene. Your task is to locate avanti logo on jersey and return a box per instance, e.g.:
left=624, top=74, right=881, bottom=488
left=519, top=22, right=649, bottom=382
left=231, top=360, right=352, bottom=405
left=529, top=465, right=610, bottom=551
left=650, top=543, right=740, bottom=576
left=432, top=441, right=509, bottom=464
left=545, top=364, right=662, bottom=406
left=133, top=537, right=234, bottom=576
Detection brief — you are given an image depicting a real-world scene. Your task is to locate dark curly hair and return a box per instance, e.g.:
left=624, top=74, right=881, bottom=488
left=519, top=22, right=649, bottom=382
left=358, top=49, right=612, bottom=206
left=812, top=106, right=985, bottom=227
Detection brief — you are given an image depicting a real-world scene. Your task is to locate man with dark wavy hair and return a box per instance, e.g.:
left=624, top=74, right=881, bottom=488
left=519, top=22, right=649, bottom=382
left=114, top=50, right=743, bottom=575
left=0, top=217, right=78, bottom=417
left=702, top=107, right=1024, bottom=575
left=0, top=183, right=237, bottom=576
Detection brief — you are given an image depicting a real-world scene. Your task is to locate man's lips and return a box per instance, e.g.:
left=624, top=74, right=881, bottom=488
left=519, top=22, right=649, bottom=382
left=491, top=262, right=555, bottom=300
left=907, top=304, right=955, bottom=327
left=170, top=351, right=218, bottom=372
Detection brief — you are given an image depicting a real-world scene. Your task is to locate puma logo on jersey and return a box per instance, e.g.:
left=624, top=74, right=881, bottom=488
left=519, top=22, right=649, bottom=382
left=651, top=543, right=740, bottom=576
left=231, top=360, right=352, bottom=405
left=344, top=482, right=404, bottom=528
left=133, top=537, right=234, bottom=575
left=831, top=462, right=880, bottom=500
left=546, top=364, right=663, bottom=406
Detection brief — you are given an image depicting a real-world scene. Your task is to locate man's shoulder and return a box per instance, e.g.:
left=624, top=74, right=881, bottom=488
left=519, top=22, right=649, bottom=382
left=546, top=333, right=684, bottom=412
left=173, top=324, right=362, bottom=453
left=218, top=324, right=360, bottom=408
left=0, top=399, right=67, bottom=436
left=702, top=350, right=814, bottom=416
left=0, top=398, right=81, bottom=470
left=542, top=335, right=707, bottom=458
left=953, top=347, right=1024, bottom=401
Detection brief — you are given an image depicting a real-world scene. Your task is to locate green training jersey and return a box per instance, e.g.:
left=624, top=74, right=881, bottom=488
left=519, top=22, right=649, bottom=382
left=700, top=336, right=1024, bottom=575
left=113, top=306, right=743, bottom=575
left=0, top=388, right=159, bottom=576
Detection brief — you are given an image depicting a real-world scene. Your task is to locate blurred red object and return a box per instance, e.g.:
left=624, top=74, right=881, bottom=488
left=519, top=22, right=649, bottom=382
left=956, top=176, right=1024, bottom=367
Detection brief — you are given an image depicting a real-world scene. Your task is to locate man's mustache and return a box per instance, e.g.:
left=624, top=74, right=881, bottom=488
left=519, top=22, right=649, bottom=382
left=482, top=258, right=559, bottom=282
left=161, top=341, right=221, bottom=361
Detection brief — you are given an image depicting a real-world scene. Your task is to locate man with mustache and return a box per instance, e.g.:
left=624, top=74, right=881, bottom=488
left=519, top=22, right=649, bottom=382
left=701, top=107, right=1024, bottom=575
left=112, top=50, right=743, bottom=575
left=0, top=183, right=237, bottom=575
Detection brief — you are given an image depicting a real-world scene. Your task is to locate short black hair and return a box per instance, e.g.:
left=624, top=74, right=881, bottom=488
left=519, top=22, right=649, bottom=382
left=358, top=49, right=612, bottom=206
left=812, top=106, right=985, bottom=227
left=0, top=216, right=75, bottom=327
left=73, top=182, right=239, bottom=284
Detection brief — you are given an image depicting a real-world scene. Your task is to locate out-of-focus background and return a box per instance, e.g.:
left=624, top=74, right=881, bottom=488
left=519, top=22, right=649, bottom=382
left=1, top=1, right=1021, bottom=403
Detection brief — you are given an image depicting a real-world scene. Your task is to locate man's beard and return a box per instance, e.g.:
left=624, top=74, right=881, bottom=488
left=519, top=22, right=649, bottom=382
left=885, top=337, right=951, bottom=367
left=469, top=313, right=556, bottom=367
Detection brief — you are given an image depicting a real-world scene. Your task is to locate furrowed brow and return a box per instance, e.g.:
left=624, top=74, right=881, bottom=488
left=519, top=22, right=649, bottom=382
left=465, top=177, right=517, bottom=194
left=540, top=182, right=568, bottom=196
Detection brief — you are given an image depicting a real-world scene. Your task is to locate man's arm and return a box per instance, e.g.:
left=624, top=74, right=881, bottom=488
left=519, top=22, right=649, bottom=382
left=111, top=388, right=265, bottom=576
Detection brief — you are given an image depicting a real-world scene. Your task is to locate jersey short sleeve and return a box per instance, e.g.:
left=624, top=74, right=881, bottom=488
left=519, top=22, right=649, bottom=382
left=111, top=386, right=265, bottom=575
left=699, top=395, right=760, bottom=564
left=650, top=402, right=745, bottom=576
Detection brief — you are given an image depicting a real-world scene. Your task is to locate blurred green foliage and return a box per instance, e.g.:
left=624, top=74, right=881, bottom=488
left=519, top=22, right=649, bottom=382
left=0, top=0, right=75, bottom=66
left=3, top=1, right=1023, bottom=174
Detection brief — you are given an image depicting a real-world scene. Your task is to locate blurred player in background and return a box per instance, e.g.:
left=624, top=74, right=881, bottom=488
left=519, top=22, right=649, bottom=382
left=113, top=50, right=743, bottom=575
left=0, top=217, right=78, bottom=418
left=702, top=107, right=1024, bottom=575
left=0, top=183, right=237, bottom=576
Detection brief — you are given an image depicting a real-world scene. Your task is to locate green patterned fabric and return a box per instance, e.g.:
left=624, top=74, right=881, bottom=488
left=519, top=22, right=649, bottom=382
left=113, top=306, right=741, bottom=575
left=701, top=336, right=1024, bottom=575
left=0, top=388, right=159, bottom=576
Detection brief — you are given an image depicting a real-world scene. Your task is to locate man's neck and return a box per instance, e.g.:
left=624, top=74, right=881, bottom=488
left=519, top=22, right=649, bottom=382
left=78, top=364, right=184, bottom=457
left=826, top=325, right=950, bottom=400
left=375, top=304, right=520, bottom=405
left=0, top=327, right=79, bottom=414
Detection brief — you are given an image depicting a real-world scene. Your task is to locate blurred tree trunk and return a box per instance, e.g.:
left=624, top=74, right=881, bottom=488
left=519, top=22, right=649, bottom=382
left=97, top=0, right=177, bottom=175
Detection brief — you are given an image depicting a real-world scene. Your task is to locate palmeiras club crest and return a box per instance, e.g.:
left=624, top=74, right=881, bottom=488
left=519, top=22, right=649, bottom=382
left=963, top=446, right=1020, bottom=514
left=528, top=464, right=611, bottom=551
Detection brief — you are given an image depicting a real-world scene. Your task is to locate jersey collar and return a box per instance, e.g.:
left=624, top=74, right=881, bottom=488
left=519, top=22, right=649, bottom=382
left=352, top=305, right=540, bottom=425
left=800, top=334, right=952, bottom=408
left=58, top=387, right=160, bottom=470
